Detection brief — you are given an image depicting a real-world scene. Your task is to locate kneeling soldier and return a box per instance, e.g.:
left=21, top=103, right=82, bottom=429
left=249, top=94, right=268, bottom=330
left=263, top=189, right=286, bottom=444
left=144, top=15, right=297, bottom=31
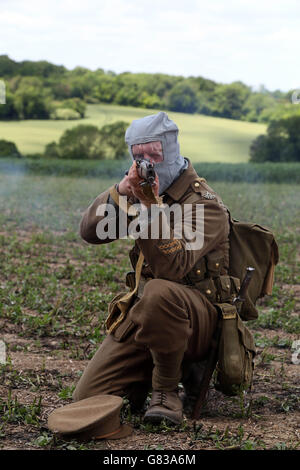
left=73, top=112, right=231, bottom=427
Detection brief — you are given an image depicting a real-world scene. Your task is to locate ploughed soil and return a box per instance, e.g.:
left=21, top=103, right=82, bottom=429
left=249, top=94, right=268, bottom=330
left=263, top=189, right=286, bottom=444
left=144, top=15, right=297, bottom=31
left=1, top=299, right=299, bottom=451
left=0, top=230, right=299, bottom=451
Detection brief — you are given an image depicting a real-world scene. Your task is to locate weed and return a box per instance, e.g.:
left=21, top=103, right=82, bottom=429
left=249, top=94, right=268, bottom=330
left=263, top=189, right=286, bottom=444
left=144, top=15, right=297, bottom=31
left=0, top=390, right=42, bottom=425
left=254, top=333, right=292, bottom=349
left=273, top=441, right=300, bottom=450
left=278, top=394, right=299, bottom=413
left=34, top=433, right=93, bottom=450
left=190, top=423, right=265, bottom=449
left=0, top=170, right=299, bottom=450
left=253, top=395, right=270, bottom=408
left=0, top=425, right=5, bottom=438
left=256, top=347, right=276, bottom=367
left=58, top=385, right=75, bottom=401
left=34, top=432, right=53, bottom=447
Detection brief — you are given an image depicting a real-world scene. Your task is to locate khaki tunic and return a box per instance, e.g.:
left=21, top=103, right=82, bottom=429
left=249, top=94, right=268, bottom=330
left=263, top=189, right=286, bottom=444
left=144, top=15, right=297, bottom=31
left=73, top=160, right=230, bottom=401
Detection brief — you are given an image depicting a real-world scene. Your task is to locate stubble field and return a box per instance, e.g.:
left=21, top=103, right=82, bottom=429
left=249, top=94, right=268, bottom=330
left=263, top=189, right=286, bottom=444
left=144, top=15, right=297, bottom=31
left=0, top=171, right=299, bottom=451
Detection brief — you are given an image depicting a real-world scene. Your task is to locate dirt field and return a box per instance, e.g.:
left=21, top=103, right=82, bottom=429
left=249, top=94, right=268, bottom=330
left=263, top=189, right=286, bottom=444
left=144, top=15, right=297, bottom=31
left=0, top=174, right=299, bottom=451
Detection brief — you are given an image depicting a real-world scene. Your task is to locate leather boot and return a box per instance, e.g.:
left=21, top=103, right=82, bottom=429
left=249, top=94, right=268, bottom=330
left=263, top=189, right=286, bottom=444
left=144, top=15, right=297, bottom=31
left=144, top=389, right=183, bottom=425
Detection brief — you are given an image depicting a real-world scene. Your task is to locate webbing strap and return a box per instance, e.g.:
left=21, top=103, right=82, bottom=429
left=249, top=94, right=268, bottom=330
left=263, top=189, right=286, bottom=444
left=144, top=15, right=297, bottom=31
left=106, top=251, right=144, bottom=334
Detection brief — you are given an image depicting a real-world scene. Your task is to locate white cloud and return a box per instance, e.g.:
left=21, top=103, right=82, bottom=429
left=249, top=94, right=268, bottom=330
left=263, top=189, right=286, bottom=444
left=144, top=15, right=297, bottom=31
left=0, top=0, right=299, bottom=90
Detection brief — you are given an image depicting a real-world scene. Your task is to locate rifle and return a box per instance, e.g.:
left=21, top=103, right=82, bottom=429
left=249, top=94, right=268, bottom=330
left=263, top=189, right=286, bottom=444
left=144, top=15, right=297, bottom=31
left=125, top=160, right=156, bottom=186
left=192, top=267, right=255, bottom=420
left=135, top=159, right=156, bottom=186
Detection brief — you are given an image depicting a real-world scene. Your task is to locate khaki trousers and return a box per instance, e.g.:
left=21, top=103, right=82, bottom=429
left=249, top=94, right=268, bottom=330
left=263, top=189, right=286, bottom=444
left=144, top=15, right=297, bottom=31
left=73, top=278, right=218, bottom=402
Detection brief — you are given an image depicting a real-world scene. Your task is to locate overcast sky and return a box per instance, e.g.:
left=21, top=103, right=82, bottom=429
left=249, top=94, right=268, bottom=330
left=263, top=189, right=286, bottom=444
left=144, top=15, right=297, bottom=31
left=1, top=0, right=299, bottom=92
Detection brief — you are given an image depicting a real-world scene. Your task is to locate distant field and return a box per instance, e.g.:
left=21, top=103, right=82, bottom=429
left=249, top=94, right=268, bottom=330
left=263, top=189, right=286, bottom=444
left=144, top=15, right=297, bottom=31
left=0, top=104, right=266, bottom=163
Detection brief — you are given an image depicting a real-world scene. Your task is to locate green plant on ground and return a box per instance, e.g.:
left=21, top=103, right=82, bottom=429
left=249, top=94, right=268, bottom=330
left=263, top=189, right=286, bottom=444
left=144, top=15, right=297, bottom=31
left=0, top=390, right=42, bottom=425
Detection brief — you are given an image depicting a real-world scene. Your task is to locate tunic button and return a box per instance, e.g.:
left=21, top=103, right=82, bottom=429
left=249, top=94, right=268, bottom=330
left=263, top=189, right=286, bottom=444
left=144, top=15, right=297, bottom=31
left=206, top=289, right=211, bottom=295
left=194, top=182, right=200, bottom=187
left=196, top=269, right=201, bottom=275
left=215, top=262, right=219, bottom=268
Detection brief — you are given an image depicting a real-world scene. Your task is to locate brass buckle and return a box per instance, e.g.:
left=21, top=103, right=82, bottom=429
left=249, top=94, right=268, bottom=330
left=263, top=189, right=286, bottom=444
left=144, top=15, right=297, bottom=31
left=221, top=304, right=237, bottom=319
left=222, top=311, right=237, bottom=320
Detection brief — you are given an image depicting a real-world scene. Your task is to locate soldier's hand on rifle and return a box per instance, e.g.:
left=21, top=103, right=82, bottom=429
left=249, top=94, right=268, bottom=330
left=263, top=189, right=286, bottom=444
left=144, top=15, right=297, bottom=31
left=118, top=168, right=134, bottom=198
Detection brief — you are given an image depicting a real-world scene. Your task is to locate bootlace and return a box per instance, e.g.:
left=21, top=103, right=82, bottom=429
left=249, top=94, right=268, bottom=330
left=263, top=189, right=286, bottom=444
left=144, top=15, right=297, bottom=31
left=160, top=392, right=167, bottom=405
left=152, top=391, right=168, bottom=406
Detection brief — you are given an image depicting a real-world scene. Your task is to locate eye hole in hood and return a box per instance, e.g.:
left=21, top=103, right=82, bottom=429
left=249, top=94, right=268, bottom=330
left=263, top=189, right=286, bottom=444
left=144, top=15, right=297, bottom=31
left=125, top=112, right=187, bottom=194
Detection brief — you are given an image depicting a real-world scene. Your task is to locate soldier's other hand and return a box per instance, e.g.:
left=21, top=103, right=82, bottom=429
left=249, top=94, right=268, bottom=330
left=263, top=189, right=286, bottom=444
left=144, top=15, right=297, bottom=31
left=118, top=172, right=134, bottom=197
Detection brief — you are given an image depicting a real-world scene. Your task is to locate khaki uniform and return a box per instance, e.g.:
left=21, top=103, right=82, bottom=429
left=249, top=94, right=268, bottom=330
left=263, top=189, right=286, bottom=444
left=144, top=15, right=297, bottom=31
left=73, top=160, right=230, bottom=403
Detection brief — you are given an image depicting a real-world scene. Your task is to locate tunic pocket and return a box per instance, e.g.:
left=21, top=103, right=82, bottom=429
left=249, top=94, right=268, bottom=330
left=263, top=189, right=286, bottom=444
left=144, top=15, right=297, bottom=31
left=113, top=317, right=136, bottom=342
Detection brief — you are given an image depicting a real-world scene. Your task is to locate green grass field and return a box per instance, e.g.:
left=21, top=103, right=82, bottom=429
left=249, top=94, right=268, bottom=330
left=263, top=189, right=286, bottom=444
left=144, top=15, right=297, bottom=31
left=0, top=172, right=299, bottom=450
left=0, top=104, right=266, bottom=163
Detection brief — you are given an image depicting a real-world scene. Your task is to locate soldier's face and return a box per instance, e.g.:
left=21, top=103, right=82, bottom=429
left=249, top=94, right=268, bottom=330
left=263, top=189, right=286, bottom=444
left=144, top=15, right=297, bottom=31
left=131, top=141, right=164, bottom=164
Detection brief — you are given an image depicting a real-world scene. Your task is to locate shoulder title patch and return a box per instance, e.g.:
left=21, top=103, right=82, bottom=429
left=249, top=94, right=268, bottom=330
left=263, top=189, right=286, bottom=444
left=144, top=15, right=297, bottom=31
left=202, top=191, right=215, bottom=200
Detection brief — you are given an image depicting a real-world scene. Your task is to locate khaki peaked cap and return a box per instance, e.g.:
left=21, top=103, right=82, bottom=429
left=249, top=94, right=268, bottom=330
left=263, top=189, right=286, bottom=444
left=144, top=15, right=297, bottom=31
left=47, top=395, right=132, bottom=440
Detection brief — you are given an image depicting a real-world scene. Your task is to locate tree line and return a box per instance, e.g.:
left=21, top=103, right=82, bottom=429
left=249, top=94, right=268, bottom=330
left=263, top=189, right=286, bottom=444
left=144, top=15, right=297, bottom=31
left=0, top=121, right=129, bottom=160
left=0, top=55, right=299, bottom=123
left=250, top=115, right=300, bottom=162
left=2, top=115, right=300, bottom=163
